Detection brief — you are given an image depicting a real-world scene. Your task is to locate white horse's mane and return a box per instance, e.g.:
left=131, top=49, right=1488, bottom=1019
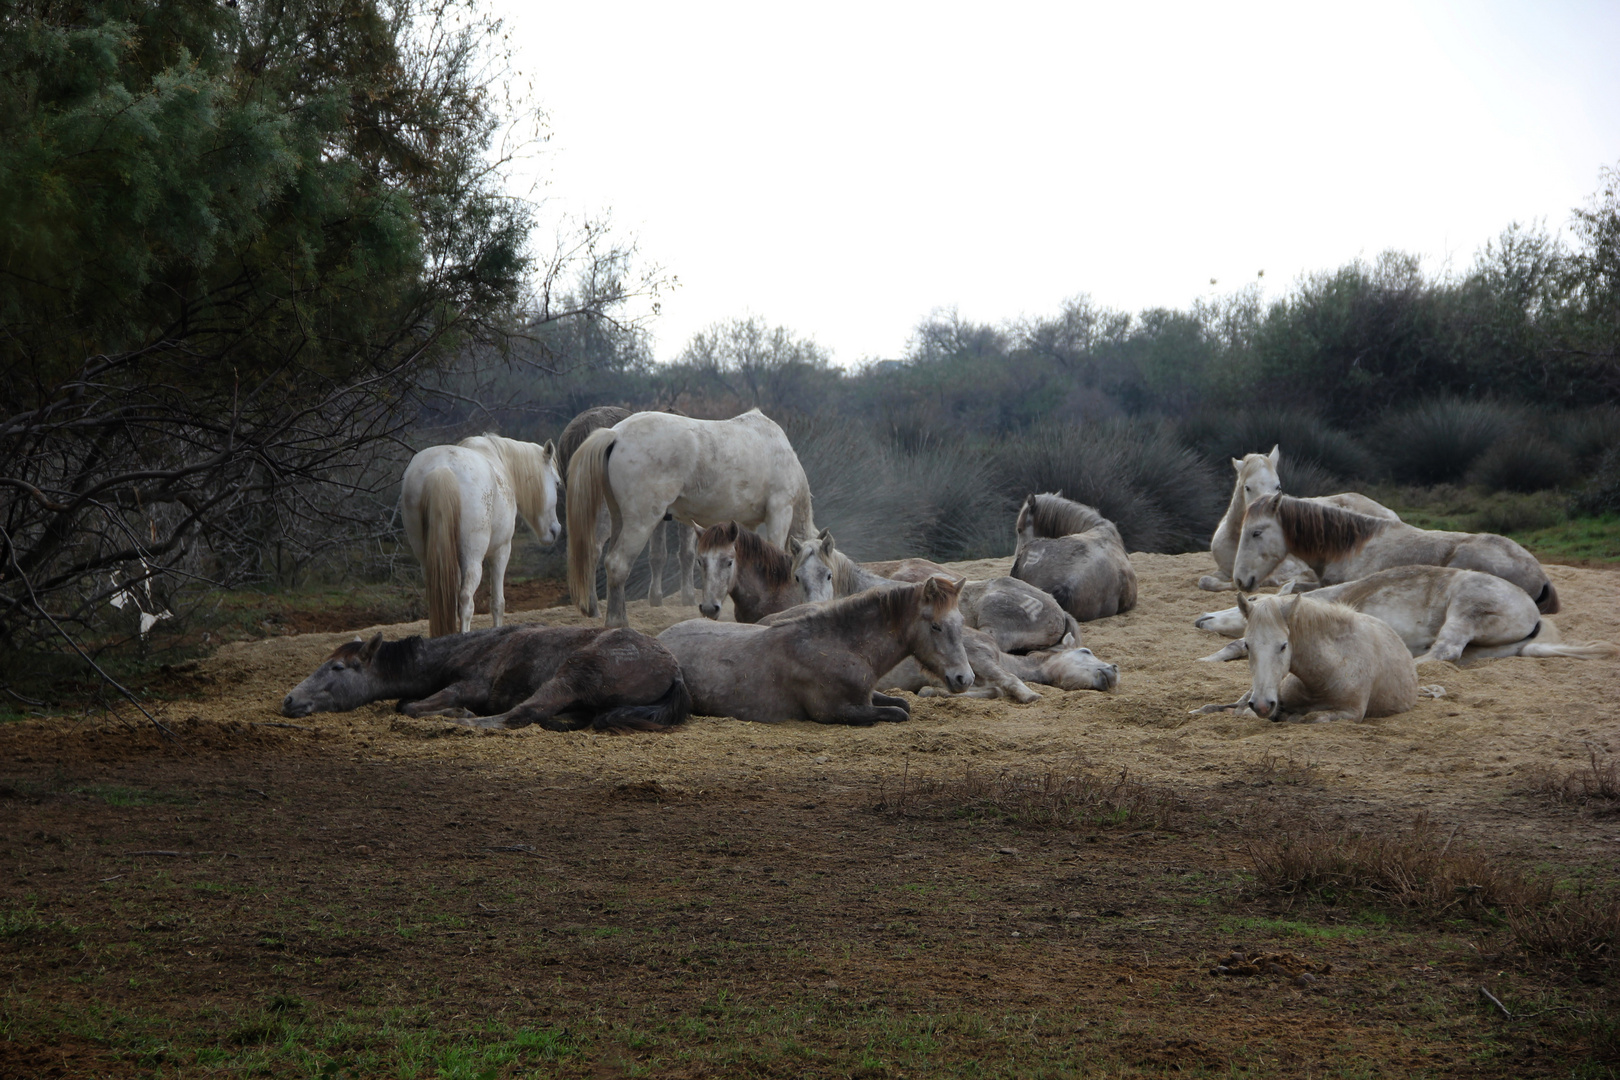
left=466, top=433, right=558, bottom=531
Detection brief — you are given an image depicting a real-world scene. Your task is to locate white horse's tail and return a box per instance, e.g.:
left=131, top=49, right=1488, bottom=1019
left=1519, top=640, right=1620, bottom=659
left=421, top=468, right=462, bottom=637
left=567, top=427, right=617, bottom=614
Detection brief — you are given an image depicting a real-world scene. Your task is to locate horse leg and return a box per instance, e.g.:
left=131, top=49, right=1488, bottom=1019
left=488, top=541, right=511, bottom=629
left=760, top=496, right=796, bottom=549
left=677, top=523, right=697, bottom=606
left=871, top=691, right=913, bottom=714
left=647, top=518, right=667, bottom=607
left=603, top=514, right=659, bottom=628
left=457, top=551, right=484, bottom=634
left=1191, top=689, right=1253, bottom=716
left=822, top=700, right=911, bottom=725
left=1197, top=571, right=1236, bottom=592
left=400, top=681, right=489, bottom=718
left=1415, top=615, right=1474, bottom=665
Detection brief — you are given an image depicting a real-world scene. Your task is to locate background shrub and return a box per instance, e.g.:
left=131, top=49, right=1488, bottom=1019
left=1175, top=408, right=1375, bottom=482
left=994, top=423, right=1222, bottom=553
left=1572, top=447, right=1620, bottom=518
left=1373, top=399, right=1527, bottom=484
left=1468, top=437, right=1578, bottom=493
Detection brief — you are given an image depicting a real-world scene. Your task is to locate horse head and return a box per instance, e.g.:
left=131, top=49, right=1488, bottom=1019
left=910, top=576, right=973, bottom=694
left=791, top=530, right=838, bottom=603
left=1236, top=592, right=1300, bottom=720
left=1232, top=495, right=1289, bottom=592
left=696, top=521, right=742, bottom=618
left=1233, top=446, right=1282, bottom=507
left=282, top=633, right=386, bottom=718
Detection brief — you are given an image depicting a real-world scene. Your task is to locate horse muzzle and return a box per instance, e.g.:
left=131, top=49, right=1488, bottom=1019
left=946, top=668, right=974, bottom=693
left=281, top=694, right=311, bottom=718
left=698, top=602, right=721, bottom=619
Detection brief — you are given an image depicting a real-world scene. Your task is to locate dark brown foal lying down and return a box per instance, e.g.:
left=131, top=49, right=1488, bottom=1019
left=281, top=623, right=690, bottom=733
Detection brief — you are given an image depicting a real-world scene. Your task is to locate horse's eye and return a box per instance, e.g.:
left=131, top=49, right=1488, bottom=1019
left=931, top=623, right=942, bottom=633
left=1251, top=530, right=1262, bottom=538
left=1279, top=643, right=1287, bottom=652
left=332, top=662, right=345, bottom=671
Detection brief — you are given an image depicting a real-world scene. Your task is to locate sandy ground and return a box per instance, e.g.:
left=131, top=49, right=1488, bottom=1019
left=195, top=552, right=1620, bottom=863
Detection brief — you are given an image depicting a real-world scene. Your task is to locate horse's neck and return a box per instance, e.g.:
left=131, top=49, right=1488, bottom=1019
left=802, top=598, right=914, bottom=676
left=485, top=437, right=551, bottom=528
left=734, top=560, right=795, bottom=614
left=833, top=554, right=885, bottom=597
left=370, top=638, right=450, bottom=700
left=1222, top=474, right=1248, bottom=526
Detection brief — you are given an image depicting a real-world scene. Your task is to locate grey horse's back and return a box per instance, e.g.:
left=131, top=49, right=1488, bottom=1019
left=558, top=406, right=633, bottom=474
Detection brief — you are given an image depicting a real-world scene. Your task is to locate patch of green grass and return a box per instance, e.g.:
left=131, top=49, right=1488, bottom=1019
left=69, top=783, right=193, bottom=808
left=1219, top=916, right=1372, bottom=942
left=1506, top=514, right=1620, bottom=563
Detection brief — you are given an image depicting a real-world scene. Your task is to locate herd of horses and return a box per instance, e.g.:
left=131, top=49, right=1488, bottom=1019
left=281, top=408, right=1616, bottom=731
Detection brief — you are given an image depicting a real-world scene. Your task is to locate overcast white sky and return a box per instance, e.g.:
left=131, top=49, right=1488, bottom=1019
left=497, top=0, right=1620, bottom=366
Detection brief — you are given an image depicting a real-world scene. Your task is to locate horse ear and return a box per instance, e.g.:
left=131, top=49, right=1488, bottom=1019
left=359, top=632, right=383, bottom=662
left=819, top=531, right=836, bottom=555
left=922, top=575, right=961, bottom=604
left=1268, top=445, right=1280, bottom=467
left=724, top=521, right=740, bottom=541
left=543, top=439, right=557, bottom=461
left=1281, top=593, right=1302, bottom=619
left=1236, top=592, right=1251, bottom=620
left=1231, top=457, right=1243, bottom=473
left=817, top=527, right=831, bottom=540
left=789, top=537, right=802, bottom=556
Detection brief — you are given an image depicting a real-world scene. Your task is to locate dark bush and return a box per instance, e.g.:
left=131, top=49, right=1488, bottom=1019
left=1278, top=456, right=1343, bottom=498
left=1468, top=436, right=1578, bottom=493
left=1554, top=406, right=1620, bottom=466
left=994, top=422, right=1222, bottom=553
left=1175, top=408, right=1375, bottom=482
left=1374, top=399, right=1526, bottom=484
left=1572, top=447, right=1620, bottom=517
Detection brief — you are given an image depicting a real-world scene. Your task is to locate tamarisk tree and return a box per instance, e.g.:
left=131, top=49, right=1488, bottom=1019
left=0, top=0, right=641, bottom=654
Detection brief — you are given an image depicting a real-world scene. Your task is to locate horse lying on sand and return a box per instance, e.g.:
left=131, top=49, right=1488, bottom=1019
left=1194, top=566, right=1617, bottom=665
left=401, top=434, right=562, bottom=636
left=568, top=409, right=816, bottom=628
left=879, top=629, right=1119, bottom=701
left=1234, top=494, right=1558, bottom=613
left=657, top=577, right=972, bottom=725
left=696, top=521, right=802, bottom=622
left=1012, top=494, right=1138, bottom=621
left=281, top=624, right=690, bottom=733
left=791, top=531, right=1079, bottom=652
left=1194, top=593, right=1417, bottom=724
left=559, top=406, right=696, bottom=613
left=1200, top=446, right=1400, bottom=591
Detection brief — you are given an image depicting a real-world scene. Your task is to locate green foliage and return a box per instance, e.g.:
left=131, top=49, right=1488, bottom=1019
left=1573, top=448, right=1620, bottom=517
left=1468, top=436, right=1577, bottom=493
left=1175, top=407, right=1375, bottom=483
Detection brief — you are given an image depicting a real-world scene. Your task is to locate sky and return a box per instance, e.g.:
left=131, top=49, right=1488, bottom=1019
left=495, top=0, right=1620, bottom=366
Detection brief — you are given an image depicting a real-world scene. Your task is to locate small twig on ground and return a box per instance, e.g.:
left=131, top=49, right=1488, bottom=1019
left=126, top=850, right=187, bottom=857
left=1479, top=985, right=1513, bottom=1019
left=252, top=720, right=312, bottom=731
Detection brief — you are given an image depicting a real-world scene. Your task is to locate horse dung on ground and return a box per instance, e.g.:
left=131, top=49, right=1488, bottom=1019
left=1011, top=493, right=1138, bottom=621
left=567, top=409, right=816, bottom=627
left=1194, top=592, right=1418, bottom=724
left=657, top=576, right=971, bottom=725
left=400, top=434, right=562, bottom=637
left=281, top=624, right=690, bottom=733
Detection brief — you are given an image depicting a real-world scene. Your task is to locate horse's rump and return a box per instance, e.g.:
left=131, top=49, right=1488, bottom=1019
left=421, top=468, right=462, bottom=637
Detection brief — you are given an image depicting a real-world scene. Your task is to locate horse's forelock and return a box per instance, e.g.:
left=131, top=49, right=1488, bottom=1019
left=1281, top=594, right=1360, bottom=639
left=696, top=523, right=733, bottom=553
left=701, top=525, right=792, bottom=587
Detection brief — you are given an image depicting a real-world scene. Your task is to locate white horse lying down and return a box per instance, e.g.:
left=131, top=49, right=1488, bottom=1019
left=658, top=577, right=972, bottom=725
left=790, top=530, right=1079, bottom=652
left=1194, top=593, right=1418, bottom=724
left=879, top=629, right=1119, bottom=702
left=401, top=434, right=562, bottom=637
left=568, top=409, right=817, bottom=627
left=1200, top=446, right=1400, bottom=591
left=1234, top=493, right=1558, bottom=613
left=1195, top=565, right=1619, bottom=665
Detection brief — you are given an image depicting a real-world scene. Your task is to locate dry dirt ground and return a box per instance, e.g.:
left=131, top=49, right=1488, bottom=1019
left=2, top=554, right=1617, bottom=1078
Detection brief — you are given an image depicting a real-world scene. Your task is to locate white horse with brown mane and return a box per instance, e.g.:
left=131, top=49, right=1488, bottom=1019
left=1200, top=446, right=1401, bottom=591
left=568, top=409, right=816, bottom=627
left=400, top=434, right=562, bottom=637
left=1194, top=592, right=1418, bottom=724
left=1195, top=565, right=1617, bottom=665
left=1233, top=494, right=1558, bottom=613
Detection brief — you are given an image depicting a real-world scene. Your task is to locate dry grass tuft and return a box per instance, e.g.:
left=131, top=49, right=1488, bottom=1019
left=875, top=762, right=1177, bottom=831
left=1533, top=745, right=1620, bottom=814
left=1249, top=816, right=1546, bottom=913
left=1249, top=816, right=1618, bottom=969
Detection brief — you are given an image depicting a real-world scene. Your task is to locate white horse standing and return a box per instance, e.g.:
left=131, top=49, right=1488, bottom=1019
left=1200, top=446, right=1400, bottom=591
left=401, top=434, right=562, bottom=637
left=567, top=409, right=816, bottom=627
